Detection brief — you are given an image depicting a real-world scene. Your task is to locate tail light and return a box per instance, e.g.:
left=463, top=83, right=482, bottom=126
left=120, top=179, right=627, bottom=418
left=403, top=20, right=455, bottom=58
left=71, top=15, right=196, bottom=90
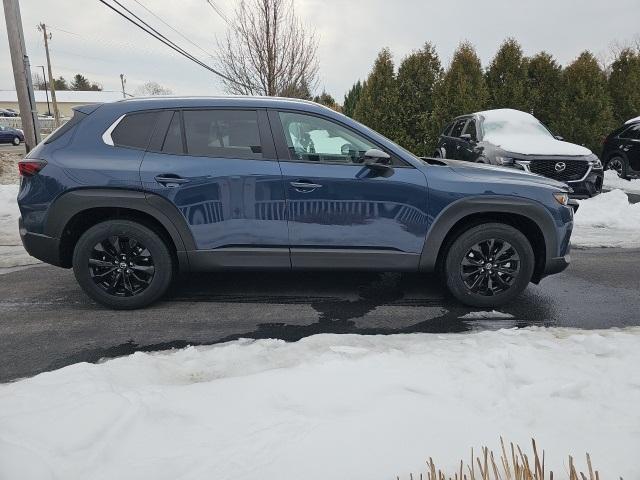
left=18, top=160, right=47, bottom=177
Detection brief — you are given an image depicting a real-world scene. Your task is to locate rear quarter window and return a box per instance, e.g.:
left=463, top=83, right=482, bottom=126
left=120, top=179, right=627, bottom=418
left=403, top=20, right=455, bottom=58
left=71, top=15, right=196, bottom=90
left=44, top=110, right=87, bottom=144
left=111, top=111, right=161, bottom=149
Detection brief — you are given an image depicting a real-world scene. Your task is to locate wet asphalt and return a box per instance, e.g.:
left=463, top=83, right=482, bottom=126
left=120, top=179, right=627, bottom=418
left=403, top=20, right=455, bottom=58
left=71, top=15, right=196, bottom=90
left=0, top=247, right=639, bottom=382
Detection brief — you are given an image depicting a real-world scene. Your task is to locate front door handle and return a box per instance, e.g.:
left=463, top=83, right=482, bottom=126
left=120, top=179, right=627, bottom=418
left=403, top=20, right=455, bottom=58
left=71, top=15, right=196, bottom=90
left=290, top=181, right=322, bottom=192
left=155, top=174, right=190, bottom=187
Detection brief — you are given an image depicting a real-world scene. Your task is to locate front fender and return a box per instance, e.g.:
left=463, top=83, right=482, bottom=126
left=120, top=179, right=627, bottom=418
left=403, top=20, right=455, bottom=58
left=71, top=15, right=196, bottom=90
left=419, top=195, right=560, bottom=272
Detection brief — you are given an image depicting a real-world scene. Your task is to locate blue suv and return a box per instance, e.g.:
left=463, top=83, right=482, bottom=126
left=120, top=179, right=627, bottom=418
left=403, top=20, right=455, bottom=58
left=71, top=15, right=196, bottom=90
left=17, top=97, right=573, bottom=309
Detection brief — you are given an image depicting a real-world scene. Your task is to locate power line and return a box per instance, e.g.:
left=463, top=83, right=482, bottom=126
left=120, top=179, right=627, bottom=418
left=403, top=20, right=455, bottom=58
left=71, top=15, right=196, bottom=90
left=130, top=0, right=216, bottom=59
left=96, top=0, right=245, bottom=87
left=205, top=0, right=230, bottom=25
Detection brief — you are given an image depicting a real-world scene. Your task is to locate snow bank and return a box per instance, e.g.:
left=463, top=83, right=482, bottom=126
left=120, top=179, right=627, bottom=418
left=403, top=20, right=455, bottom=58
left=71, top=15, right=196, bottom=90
left=572, top=189, right=640, bottom=247
left=0, top=184, right=38, bottom=269
left=0, top=329, right=638, bottom=480
left=603, top=169, right=640, bottom=194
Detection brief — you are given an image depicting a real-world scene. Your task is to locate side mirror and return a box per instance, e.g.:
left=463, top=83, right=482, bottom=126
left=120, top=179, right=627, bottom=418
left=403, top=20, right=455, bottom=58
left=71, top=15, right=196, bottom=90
left=363, top=148, right=392, bottom=172
left=555, top=135, right=564, bottom=141
left=460, top=133, right=474, bottom=142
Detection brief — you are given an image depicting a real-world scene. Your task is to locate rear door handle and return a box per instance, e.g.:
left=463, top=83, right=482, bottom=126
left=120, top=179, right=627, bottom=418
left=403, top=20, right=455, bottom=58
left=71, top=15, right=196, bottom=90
left=155, top=174, right=190, bottom=187
left=290, top=181, right=322, bottom=191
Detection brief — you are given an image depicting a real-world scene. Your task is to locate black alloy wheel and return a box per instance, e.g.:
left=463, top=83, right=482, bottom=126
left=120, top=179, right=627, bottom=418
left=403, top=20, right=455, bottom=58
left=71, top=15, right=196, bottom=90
left=89, top=235, right=155, bottom=297
left=444, top=223, right=534, bottom=308
left=73, top=220, right=173, bottom=309
left=460, top=239, right=520, bottom=296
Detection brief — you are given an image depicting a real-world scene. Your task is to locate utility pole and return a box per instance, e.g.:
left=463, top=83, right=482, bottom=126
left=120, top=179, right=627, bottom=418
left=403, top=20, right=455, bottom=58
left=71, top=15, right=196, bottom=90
left=120, top=73, right=126, bottom=99
left=35, top=65, right=51, bottom=116
left=37, top=23, right=60, bottom=127
left=3, top=0, right=41, bottom=151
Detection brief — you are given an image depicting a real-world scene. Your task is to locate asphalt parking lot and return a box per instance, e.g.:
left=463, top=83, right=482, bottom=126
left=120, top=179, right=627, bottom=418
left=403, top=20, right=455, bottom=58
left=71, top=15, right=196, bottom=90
left=1, top=247, right=639, bottom=382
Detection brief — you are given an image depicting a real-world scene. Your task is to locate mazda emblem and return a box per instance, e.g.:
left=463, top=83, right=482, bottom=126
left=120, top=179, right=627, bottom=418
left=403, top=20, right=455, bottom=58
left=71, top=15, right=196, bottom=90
left=554, top=162, right=566, bottom=172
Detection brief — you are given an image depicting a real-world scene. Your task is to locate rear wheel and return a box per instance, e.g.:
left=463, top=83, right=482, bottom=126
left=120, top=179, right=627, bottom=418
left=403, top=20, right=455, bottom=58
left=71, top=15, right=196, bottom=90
left=72, top=220, right=173, bottom=309
left=607, top=156, right=628, bottom=179
left=444, top=223, right=534, bottom=308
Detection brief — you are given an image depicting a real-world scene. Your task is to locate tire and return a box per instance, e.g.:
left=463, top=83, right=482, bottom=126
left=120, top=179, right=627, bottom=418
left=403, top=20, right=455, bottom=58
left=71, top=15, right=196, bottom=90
left=12, top=136, right=20, bottom=146
left=444, top=223, right=534, bottom=308
left=72, top=220, right=174, bottom=309
left=433, top=150, right=441, bottom=158
left=606, top=156, right=628, bottom=179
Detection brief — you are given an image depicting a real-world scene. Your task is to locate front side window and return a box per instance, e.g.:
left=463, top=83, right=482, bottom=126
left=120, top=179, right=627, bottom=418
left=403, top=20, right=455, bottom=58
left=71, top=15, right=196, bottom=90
left=183, top=109, right=262, bottom=159
left=111, top=111, right=160, bottom=149
left=278, top=111, right=378, bottom=164
left=450, top=119, right=467, bottom=138
left=462, top=119, right=477, bottom=140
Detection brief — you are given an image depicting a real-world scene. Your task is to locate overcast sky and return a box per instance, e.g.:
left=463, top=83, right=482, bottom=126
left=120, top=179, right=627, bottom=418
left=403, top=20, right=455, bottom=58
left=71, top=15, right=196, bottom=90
left=2, top=0, right=639, bottom=101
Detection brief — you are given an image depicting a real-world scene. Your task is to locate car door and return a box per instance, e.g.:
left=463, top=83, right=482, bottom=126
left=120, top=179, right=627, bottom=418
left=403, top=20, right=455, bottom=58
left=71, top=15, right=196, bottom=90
left=140, top=108, right=290, bottom=268
left=269, top=109, right=429, bottom=270
left=448, top=118, right=469, bottom=160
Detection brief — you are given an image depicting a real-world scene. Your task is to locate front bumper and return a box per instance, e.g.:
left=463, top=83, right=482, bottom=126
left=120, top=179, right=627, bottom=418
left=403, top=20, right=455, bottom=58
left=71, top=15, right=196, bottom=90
left=568, top=169, right=603, bottom=199
left=19, top=217, right=64, bottom=267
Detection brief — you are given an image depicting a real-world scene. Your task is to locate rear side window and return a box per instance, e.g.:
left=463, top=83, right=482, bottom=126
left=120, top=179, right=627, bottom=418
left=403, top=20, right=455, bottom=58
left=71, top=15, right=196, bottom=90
left=451, top=119, right=467, bottom=138
left=441, top=122, right=453, bottom=135
left=45, top=110, right=86, bottom=144
left=183, top=109, right=262, bottom=159
left=112, top=111, right=160, bottom=149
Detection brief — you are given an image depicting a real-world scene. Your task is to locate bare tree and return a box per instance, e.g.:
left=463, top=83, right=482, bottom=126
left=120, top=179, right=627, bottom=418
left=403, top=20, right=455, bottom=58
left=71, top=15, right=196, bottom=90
left=216, top=0, right=319, bottom=97
left=135, top=81, right=173, bottom=96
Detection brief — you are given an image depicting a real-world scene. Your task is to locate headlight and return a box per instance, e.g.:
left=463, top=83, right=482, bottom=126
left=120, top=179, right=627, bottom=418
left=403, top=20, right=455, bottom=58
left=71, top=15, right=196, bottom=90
left=587, top=155, right=602, bottom=169
left=495, top=156, right=515, bottom=166
left=553, top=192, right=569, bottom=206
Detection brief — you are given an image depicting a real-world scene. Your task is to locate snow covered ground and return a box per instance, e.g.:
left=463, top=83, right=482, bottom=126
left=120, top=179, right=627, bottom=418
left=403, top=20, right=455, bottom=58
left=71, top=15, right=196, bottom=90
left=572, top=189, right=640, bottom=247
left=603, top=169, right=640, bottom=194
left=0, top=184, right=38, bottom=270
left=0, top=328, right=638, bottom=480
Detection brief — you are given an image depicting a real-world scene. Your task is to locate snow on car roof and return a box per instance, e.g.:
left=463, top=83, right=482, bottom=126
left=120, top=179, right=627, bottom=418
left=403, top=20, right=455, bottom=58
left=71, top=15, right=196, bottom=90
left=625, top=115, right=640, bottom=125
left=476, top=108, right=538, bottom=122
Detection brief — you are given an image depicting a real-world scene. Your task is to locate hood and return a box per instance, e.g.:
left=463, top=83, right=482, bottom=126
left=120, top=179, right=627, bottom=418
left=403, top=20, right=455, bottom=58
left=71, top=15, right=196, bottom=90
left=432, top=158, right=569, bottom=191
left=484, top=133, right=592, bottom=157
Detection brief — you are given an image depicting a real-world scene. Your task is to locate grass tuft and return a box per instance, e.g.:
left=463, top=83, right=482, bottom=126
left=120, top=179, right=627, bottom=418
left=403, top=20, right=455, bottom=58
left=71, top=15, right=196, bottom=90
left=398, top=438, right=611, bottom=480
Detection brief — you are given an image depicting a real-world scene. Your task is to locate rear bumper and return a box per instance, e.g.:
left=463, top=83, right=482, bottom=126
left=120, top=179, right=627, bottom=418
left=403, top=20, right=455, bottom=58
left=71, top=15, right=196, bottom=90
left=19, top=217, right=64, bottom=267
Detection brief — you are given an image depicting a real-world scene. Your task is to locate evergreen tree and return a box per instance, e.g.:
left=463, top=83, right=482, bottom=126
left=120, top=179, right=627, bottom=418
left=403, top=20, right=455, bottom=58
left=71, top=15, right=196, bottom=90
left=608, top=48, right=640, bottom=125
left=486, top=38, right=528, bottom=110
left=353, top=48, right=399, bottom=141
left=395, top=42, right=443, bottom=156
left=53, top=76, right=68, bottom=90
left=526, top=51, right=564, bottom=134
left=429, top=42, right=488, bottom=153
left=313, top=90, right=339, bottom=110
left=343, top=80, right=362, bottom=118
left=562, top=51, right=614, bottom=153
left=71, top=74, right=91, bottom=91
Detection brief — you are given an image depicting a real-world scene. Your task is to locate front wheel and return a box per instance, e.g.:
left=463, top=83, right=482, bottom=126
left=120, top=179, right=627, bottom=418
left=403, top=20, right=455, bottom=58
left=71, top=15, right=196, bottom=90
left=12, top=136, right=20, bottom=146
left=72, top=220, right=174, bottom=309
left=444, top=223, right=534, bottom=308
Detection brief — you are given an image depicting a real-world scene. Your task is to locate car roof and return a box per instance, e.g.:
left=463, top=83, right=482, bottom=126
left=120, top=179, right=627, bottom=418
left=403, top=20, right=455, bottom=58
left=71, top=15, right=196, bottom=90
left=107, top=95, right=326, bottom=112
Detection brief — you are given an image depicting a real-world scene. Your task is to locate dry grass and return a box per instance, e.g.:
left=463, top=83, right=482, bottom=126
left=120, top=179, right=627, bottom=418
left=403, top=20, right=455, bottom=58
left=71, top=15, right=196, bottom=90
left=399, top=438, right=612, bottom=480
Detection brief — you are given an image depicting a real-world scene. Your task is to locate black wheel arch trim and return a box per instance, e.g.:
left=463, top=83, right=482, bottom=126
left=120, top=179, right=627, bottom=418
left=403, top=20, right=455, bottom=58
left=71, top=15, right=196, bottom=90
left=419, top=195, right=559, bottom=273
left=44, top=188, right=196, bottom=269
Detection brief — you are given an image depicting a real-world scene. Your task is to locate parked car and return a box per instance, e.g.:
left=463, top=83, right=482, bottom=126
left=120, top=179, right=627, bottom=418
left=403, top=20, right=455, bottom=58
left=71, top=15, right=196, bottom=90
left=0, top=125, right=24, bottom=145
left=602, top=116, right=640, bottom=179
left=0, top=108, right=18, bottom=117
left=434, top=109, right=604, bottom=198
left=18, top=97, right=574, bottom=309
